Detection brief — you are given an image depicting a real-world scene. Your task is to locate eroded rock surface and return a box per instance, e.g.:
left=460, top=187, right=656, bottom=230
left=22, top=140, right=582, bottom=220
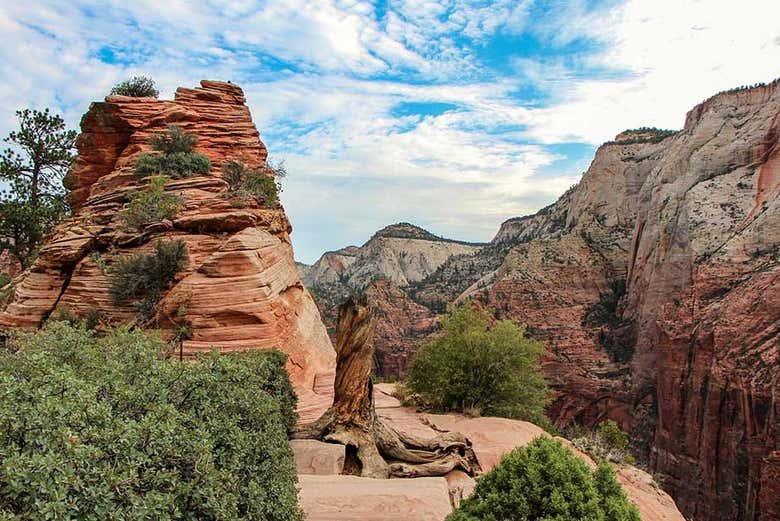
left=299, top=222, right=481, bottom=378
left=0, top=81, right=335, bottom=394
left=304, top=82, right=780, bottom=521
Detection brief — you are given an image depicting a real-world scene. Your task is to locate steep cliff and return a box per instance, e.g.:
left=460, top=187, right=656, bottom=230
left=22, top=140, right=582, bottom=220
left=299, top=222, right=481, bottom=378
left=304, top=82, right=779, bottom=521
left=0, top=81, right=336, bottom=394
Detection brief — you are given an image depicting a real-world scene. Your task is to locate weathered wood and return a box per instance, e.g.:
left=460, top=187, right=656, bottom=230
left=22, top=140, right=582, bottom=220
left=293, top=294, right=481, bottom=479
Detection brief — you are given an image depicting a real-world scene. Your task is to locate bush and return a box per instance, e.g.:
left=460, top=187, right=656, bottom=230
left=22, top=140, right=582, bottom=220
left=447, top=436, right=640, bottom=521
left=221, top=159, right=284, bottom=208
left=110, top=76, right=159, bottom=98
left=405, top=302, right=549, bottom=424
left=109, top=239, right=188, bottom=318
left=571, top=420, right=634, bottom=465
left=121, top=176, right=183, bottom=230
left=134, top=126, right=211, bottom=180
left=0, top=322, right=302, bottom=520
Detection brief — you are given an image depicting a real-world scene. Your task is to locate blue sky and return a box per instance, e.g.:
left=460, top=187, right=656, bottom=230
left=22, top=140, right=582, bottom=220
left=1, top=1, right=779, bottom=263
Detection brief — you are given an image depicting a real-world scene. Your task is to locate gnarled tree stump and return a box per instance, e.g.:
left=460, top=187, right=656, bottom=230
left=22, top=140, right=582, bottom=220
left=293, top=294, right=481, bottom=479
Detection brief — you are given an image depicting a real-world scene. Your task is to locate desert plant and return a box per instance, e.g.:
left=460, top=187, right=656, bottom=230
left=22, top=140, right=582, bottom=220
left=221, top=159, right=284, bottom=208
left=109, top=239, right=187, bottom=318
left=134, top=126, right=211, bottom=179
left=0, top=322, right=302, bottom=520
left=405, top=301, right=549, bottom=425
left=571, top=420, right=634, bottom=465
left=447, top=436, right=640, bottom=521
left=120, top=175, right=182, bottom=230
left=110, top=75, right=159, bottom=98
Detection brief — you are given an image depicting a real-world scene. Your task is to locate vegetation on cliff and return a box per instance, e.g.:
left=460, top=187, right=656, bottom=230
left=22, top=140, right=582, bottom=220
left=109, top=239, right=188, bottom=319
left=221, top=159, right=284, bottom=209
left=110, top=76, right=160, bottom=98
left=405, top=302, right=549, bottom=424
left=120, top=175, right=183, bottom=230
left=0, top=322, right=302, bottom=520
left=0, top=109, right=76, bottom=268
left=134, top=125, right=211, bottom=180
left=447, top=436, right=640, bottom=521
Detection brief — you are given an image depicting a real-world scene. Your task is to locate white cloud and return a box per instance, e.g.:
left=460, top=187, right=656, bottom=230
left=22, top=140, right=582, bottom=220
left=520, top=0, right=780, bottom=144
left=0, top=0, right=778, bottom=262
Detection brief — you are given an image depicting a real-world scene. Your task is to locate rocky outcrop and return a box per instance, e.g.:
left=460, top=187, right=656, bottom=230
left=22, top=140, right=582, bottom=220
left=294, top=383, right=686, bottom=521
left=300, top=223, right=480, bottom=378
left=0, top=81, right=335, bottom=394
left=303, top=81, right=780, bottom=520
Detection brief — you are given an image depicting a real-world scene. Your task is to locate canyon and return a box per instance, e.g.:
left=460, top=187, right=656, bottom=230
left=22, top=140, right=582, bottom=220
left=304, top=82, right=780, bottom=521
left=0, top=79, right=776, bottom=520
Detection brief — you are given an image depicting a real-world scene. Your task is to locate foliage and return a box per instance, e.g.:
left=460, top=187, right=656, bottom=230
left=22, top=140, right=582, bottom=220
left=405, top=301, right=550, bottom=425
left=134, top=126, right=210, bottom=180
left=109, top=239, right=188, bottom=319
left=0, top=108, right=76, bottom=268
left=221, top=159, right=284, bottom=208
left=447, top=436, right=640, bottom=521
left=571, top=420, right=635, bottom=465
left=120, top=176, right=183, bottom=230
left=110, top=76, right=160, bottom=98
left=583, top=279, right=635, bottom=363
left=0, top=322, right=301, bottom=520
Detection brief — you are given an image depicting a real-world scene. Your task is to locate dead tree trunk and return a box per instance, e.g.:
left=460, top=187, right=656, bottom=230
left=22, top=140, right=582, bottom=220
left=292, top=294, right=481, bottom=479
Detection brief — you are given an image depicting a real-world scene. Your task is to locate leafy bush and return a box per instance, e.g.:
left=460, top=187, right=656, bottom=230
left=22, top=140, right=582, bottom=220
left=121, top=176, right=182, bottom=230
left=134, top=126, right=211, bottom=179
left=571, top=420, right=634, bottom=465
left=109, top=239, right=188, bottom=318
left=0, top=322, right=302, bottom=520
left=110, top=76, right=159, bottom=98
left=405, top=302, right=549, bottom=424
left=221, top=159, right=284, bottom=208
left=447, top=436, right=640, bottom=521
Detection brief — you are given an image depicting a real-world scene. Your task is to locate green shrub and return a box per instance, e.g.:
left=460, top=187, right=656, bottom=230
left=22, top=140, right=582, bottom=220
left=121, top=176, right=182, bottom=230
left=221, top=159, right=284, bottom=208
left=405, top=301, right=549, bottom=425
left=110, top=76, right=159, bottom=98
left=109, top=239, right=188, bottom=318
left=599, top=420, right=629, bottom=452
left=571, top=420, right=634, bottom=465
left=134, top=126, right=211, bottom=180
left=0, top=322, right=301, bottom=520
left=447, top=436, right=640, bottom=521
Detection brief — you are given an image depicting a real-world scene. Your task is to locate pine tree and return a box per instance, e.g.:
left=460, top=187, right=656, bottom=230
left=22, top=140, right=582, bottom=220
left=0, top=109, right=77, bottom=268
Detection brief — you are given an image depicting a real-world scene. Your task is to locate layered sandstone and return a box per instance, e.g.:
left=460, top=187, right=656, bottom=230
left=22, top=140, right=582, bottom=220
left=0, top=81, right=335, bottom=393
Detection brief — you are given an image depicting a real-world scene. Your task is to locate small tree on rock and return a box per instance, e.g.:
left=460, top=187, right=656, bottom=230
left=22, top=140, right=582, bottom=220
left=110, top=76, right=159, bottom=98
left=0, top=108, right=77, bottom=268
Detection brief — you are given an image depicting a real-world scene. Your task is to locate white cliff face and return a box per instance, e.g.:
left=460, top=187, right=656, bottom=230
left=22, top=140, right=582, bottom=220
left=301, top=223, right=482, bottom=292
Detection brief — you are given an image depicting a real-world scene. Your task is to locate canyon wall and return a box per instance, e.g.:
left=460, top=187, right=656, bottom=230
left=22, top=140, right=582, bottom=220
left=304, top=82, right=779, bottom=521
left=0, top=81, right=335, bottom=393
left=300, top=222, right=480, bottom=378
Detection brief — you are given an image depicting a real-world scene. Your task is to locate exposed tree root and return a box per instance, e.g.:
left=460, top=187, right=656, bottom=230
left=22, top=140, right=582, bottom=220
left=292, top=294, right=481, bottom=479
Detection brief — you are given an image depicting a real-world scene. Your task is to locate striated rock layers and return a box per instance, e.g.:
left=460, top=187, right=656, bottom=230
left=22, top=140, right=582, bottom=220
left=299, top=222, right=481, bottom=378
left=0, top=80, right=335, bottom=394
left=305, top=82, right=779, bottom=521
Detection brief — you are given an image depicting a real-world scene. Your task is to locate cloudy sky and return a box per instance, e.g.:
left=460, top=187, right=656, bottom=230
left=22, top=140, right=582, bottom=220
left=1, top=1, right=779, bottom=263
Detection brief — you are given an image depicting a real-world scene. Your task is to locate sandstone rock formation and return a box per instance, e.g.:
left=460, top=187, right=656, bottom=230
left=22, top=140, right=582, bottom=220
left=306, top=81, right=780, bottom=521
left=0, top=80, right=335, bottom=394
left=299, top=222, right=481, bottom=378
left=294, top=383, right=686, bottom=521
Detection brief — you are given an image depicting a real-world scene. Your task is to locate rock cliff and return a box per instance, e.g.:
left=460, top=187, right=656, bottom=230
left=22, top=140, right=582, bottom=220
left=299, top=222, right=481, bottom=378
left=305, top=82, right=779, bottom=521
left=0, top=80, right=335, bottom=394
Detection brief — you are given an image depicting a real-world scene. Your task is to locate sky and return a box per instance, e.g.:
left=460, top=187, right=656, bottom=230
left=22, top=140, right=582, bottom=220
left=1, top=1, right=779, bottom=263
